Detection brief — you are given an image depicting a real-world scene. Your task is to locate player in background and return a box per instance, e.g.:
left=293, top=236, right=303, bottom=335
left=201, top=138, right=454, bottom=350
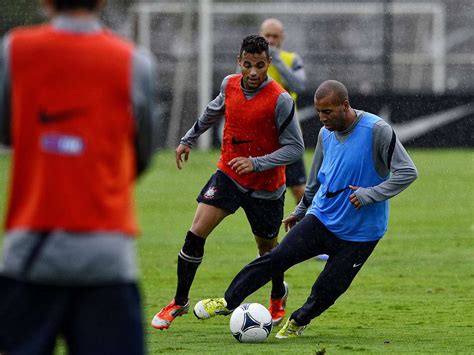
left=0, top=0, right=158, bottom=353
left=260, top=18, right=307, bottom=204
left=260, top=18, right=329, bottom=262
left=151, top=35, right=304, bottom=330
left=193, top=80, right=418, bottom=339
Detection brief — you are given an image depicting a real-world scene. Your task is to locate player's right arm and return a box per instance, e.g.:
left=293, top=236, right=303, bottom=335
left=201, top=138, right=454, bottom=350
left=283, top=129, right=324, bottom=230
left=0, top=35, right=11, bottom=146
left=176, top=75, right=229, bottom=168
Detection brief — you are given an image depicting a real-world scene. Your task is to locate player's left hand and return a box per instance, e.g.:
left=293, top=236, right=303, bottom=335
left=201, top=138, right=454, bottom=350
left=349, top=185, right=361, bottom=209
left=228, top=157, right=254, bottom=175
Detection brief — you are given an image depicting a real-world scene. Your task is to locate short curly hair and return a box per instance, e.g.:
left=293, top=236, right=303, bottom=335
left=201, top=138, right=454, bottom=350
left=239, top=35, right=269, bottom=58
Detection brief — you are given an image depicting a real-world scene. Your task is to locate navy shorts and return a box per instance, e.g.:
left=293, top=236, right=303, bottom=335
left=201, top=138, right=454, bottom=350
left=285, top=158, right=307, bottom=187
left=0, top=277, right=144, bottom=355
left=197, top=170, right=284, bottom=239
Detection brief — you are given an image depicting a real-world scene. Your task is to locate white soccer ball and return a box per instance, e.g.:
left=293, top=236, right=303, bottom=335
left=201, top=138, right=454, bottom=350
left=229, top=303, right=273, bottom=343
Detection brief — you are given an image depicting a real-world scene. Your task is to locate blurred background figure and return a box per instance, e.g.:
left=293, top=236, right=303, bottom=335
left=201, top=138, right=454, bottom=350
left=260, top=18, right=307, bottom=205
left=0, top=0, right=158, bottom=354
left=260, top=18, right=329, bottom=261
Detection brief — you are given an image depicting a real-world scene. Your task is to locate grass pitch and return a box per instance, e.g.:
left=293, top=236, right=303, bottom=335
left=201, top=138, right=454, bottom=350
left=0, top=149, right=473, bottom=354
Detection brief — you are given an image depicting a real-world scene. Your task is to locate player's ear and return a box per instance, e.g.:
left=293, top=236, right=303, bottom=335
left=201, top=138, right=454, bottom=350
left=265, top=50, right=272, bottom=64
left=342, top=100, right=350, bottom=111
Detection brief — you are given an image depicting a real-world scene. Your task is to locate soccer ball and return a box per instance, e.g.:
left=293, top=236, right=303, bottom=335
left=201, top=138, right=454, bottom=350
left=229, top=303, right=273, bottom=343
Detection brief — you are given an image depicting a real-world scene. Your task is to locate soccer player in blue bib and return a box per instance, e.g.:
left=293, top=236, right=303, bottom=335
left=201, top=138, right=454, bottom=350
left=193, top=80, right=418, bottom=339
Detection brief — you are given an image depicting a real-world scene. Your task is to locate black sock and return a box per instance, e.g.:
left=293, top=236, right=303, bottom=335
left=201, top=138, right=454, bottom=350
left=256, top=243, right=285, bottom=299
left=267, top=242, right=285, bottom=299
left=271, top=272, right=286, bottom=299
left=174, top=231, right=205, bottom=305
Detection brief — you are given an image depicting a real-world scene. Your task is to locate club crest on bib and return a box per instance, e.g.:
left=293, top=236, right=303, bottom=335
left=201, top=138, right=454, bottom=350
left=204, top=186, right=218, bottom=199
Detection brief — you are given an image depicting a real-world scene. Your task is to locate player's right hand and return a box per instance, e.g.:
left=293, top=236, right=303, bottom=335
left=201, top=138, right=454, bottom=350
left=175, top=144, right=191, bottom=169
left=282, top=214, right=299, bottom=232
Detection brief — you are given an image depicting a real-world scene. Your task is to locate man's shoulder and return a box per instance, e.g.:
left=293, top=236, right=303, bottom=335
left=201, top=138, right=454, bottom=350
left=100, top=28, right=135, bottom=51
left=280, top=49, right=298, bottom=56
left=280, top=49, right=302, bottom=62
left=359, top=111, right=386, bottom=126
left=132, top=46, right=157, bottom=79
left=9, top=23, right=50, bottom=41
left=224, top=73, right=241, bottom=82
left=267, top=78, right=289, bottom=96
left=357, top=112, right=394, bottom=141
left=221, top=74, right=241, bottom=91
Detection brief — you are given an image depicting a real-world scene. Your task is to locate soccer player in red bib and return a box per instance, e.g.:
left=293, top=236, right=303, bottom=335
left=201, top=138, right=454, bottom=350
left=151, top=35, right=304, bottom=330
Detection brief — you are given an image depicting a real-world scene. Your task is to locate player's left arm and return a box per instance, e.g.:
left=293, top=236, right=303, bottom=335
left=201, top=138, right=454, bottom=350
left=270, top=49, right=306, bottom=94
left=352, top=120, right=418, bottom=207
left=293, top=129, right=323, bottom=217
left=250, top=93, right=304, bottom=172
left=0, top=34, right=12, bottom=146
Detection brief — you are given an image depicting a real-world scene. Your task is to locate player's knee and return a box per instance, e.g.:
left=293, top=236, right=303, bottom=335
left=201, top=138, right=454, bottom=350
left=181, top=230, right=206, bottom=258
left=256, top=239, right=278, bottom=256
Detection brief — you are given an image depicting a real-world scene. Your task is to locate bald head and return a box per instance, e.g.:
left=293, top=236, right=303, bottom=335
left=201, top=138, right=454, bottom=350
left=314, top=80, right=356, bottom=131
left=315, top=80, right=349, bottom=105
left=260, top=18, right=284, bottom=33
left=260, top=18, right=285, bottom=49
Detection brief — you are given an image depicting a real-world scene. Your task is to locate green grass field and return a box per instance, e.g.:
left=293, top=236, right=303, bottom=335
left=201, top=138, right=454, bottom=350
left=0, top=149, right=473, bottom=354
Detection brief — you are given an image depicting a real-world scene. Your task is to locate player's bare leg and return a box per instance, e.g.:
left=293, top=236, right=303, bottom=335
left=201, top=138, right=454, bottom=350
left=151, top=204, right=230, bottom=329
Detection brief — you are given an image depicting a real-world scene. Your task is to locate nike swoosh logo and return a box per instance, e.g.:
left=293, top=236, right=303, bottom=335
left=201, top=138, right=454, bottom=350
left=326, top=186, right=349, bottom=198
left=353, top=263, right=362, bottom=268
left=388, top=103, right=473, bottom=142
left=39, top=109, right=84, bottom=124
left=231, top=136, right=252, bottom=145
left=297, top=103, right=473, bottom=143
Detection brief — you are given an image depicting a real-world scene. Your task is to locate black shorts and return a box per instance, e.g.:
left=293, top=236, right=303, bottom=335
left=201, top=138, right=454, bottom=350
left=197, top=170, right=284, bottom=239
left=285, top=158, right=306, bottom=187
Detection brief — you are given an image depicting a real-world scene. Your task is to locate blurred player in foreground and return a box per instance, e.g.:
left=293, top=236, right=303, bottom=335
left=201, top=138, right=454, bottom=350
left=0, top=0, right=158, bottom=353
left=194, top=80, right=418, bottom=339
left=151, top=35, right=304, bottom=330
